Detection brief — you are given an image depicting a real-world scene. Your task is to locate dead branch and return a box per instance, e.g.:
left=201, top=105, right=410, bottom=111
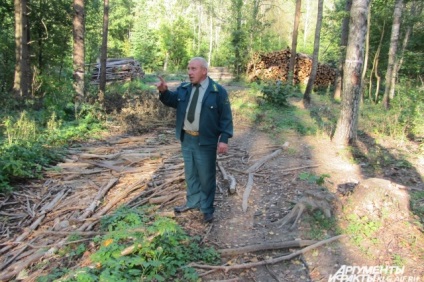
left=218, top=240, right=317, bottom=256
left=228, top=174, right=236, bottom=194
left=79, top=152, right=121, bottom=159
left=149, top=191, right=185, bottom=204
left=78, top=178, right=148, bottom=231
left=217, top=161, right=237, bottom=194
left=189, top=235, right=345, bottom=273
left=0, top=188, right=70, bottom=256
left=78, top=177, right=119, bottom=220
left=245, top=149, right=282, bottom=174
left=281, top=164, right=319, bottom=174
left=242, top=173, right=254, bottom=212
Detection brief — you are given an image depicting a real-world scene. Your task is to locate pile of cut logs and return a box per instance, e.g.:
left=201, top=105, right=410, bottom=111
left=246, top=48, right=337, bottom=87
left=89, top=58, right=145, bottom=84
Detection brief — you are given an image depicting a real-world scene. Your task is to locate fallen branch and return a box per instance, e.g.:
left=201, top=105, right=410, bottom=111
left=217, top=161, right=237, bottom=194
left=0, top=188, right=70, bottom=256
left=78, top=178, right=119, bottom=220
left=149, top=191, right=185, bottom=204
left=218, top=240, right=317, bottom=256
left=245, top=149, right=282, bottom=174
left=242, top=173, right=254, bottom=212
left=189, top=234, right=345, bottom=273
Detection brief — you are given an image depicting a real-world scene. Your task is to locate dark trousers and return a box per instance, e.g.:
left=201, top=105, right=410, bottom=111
left=181, top=134, right=217, bottom=214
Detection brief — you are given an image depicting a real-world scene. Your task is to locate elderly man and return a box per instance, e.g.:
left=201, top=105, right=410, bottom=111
left=156, top=57, right=233, bottom=223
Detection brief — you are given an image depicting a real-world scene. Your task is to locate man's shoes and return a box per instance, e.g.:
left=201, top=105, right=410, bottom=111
left=174, top=205, right=197, bottom=213
left=203, top=213, right=214, bottom=223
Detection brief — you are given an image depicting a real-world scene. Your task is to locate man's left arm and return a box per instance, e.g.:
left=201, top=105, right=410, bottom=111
left=218, top=88, right=234, bottom=153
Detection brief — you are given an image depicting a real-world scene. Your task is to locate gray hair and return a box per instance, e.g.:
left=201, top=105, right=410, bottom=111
left=190, top=57, right=208, bottom=70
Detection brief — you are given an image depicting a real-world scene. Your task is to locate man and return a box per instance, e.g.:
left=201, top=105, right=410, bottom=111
left=156, top=57, right=233, bottom=223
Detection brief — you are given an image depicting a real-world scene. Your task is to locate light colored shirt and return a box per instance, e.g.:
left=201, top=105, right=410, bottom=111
left=184, top=77, right=209, bottom=131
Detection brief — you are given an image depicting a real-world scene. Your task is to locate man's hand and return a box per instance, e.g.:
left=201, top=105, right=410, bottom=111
left=217, top=142, right=228, bottom=154
left=155, top=76, right=168, bottom=93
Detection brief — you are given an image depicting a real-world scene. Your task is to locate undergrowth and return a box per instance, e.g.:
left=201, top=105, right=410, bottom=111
left=37, top=206, right=220, bottom=282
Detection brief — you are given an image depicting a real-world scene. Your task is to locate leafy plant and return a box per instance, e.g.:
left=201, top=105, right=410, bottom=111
left=346, top=214, right=382, bottom=246
left=260, top=80, right=299, bottom=107
left=57, top=206, right=220, bottom=282
left=299, top=172, right=330, bottom=186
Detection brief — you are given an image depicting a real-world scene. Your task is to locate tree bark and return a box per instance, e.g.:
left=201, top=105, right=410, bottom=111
left=13, top=0, right=30, bottom=99
left=98, top=0, right=109, bottom=107
left=288, top=0, right=302, bottom=85
left=369, top=21, right=386, bottom=103
left=73, top=0, right=85, bottom=117
left=303, top=0, right=324, bottom=106
left=360, top=2, right=371, bottom=101
left=382, top=0, right=403, bottom=109
left=333, top=0, right=352, bottom=101
left=333, top=0, right=370, bottom=146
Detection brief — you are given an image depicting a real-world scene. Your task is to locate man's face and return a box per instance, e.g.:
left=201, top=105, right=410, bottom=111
left=187, top=60, right=207, bottom=84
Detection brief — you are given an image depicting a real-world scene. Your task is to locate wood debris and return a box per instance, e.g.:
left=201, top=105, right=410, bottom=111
left=246, top=48, right=337, bottom=87
left=89, top=57, right=145, bottom=84
left=0, top=131, right=184, bottom=281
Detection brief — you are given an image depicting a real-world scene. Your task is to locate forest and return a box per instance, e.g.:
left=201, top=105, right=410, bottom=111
left=0, top=0, right=423, bottom=281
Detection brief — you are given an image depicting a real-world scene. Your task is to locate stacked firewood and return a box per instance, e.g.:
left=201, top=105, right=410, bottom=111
left=246, top=48, right=337, bottom=87
left=90, top=58, right=145, bottom=84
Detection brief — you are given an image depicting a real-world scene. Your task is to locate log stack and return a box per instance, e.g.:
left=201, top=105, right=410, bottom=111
left=246, top=48, right=337, bottom=88
left=90, top=58, right=145, bottom=84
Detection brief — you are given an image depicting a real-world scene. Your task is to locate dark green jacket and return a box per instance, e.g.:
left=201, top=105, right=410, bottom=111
left=159, top=77, right=233, bottom=145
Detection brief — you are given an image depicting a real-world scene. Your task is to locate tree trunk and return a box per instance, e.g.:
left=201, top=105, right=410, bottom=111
left=303, top=0, right=324, bottom=106
left=369, top=21, right=386, bottom=103
left=333, top=0, right=352, bottom=101
left=360, top=2, right=371, bottom=102
left=382, top=0, right=403, bottom=109
left=333, top=0, right=370, bottom=146
left=392, top=1, right=422, bottom=88
left=288, top=0, right=302, bottom=85
left=13, top=0, right=30, bottom=99
left=73, top=0, right=85, bottom=117
left=99, top=0, right=109, bottom=107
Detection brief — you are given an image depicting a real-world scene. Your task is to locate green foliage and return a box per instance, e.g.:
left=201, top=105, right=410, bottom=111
left=346, top=214, right=382, bottom=246
left=299, top=172, right=330, bottom=186
left=158, top=16, right=193, bottom=71
left=307, top=210, right=340, bottom=240
left=360, top=84, right=424, bottom=141
left=410, top=190, right=424, bottom=223
left=55, top=206, right=220, bottom=282
left=0, top=110, right=103, bottom=192
left=260, top=81, right=298, bottom=107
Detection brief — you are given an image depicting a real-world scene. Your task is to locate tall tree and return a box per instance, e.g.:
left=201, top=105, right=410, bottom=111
left=303, top=0, right=324, bottom=106
left=333, top=0, right=352, bottom=101
left=382, top=0, right=403, bottom=109
left=13, top=0, right=30, bottom=99
left=288, top=0, right=302, bottom=85
left=99, top=0, right=109, bottom=106
left=369, top=20, right=386, bottom=103
left=230, top=0, right=246, bottom=80
left=73, top=0, right=85, bottom=116
left=333, top=0, right=371, bottom=146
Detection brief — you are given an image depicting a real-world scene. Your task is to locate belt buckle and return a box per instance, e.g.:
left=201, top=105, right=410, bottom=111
left=185, top=130, right=199, bottom=136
